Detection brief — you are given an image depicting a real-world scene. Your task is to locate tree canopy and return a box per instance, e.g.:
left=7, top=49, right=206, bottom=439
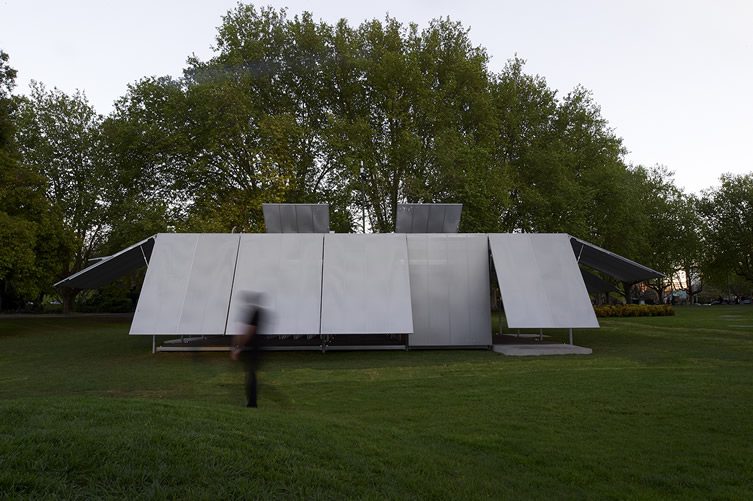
left=1, top=4, right=750, bottom=310
left=0, top=52, right=72, bottom=309
left=700, top=173, right=753, bottom=284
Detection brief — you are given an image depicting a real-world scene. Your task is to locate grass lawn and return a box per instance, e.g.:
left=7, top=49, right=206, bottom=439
left=1, top=306, right=752, bottom=499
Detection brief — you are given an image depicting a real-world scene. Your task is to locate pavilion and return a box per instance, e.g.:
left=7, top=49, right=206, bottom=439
left=56, top=204, right=662, bottom=353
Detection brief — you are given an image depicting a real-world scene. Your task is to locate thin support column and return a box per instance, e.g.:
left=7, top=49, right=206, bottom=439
left=152, top=335, right=156, bottom=354
left=568, top=328, right=573, bottom=345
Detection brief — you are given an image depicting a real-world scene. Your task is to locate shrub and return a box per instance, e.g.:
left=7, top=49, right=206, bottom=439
left=594, top=304, right=675, bottom=318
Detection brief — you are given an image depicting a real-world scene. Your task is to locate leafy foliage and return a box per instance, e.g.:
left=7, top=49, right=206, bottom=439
left=700, top=173, right=753, bottom=284
left=594, top=304, right=675, bottom=317
left=3, top=5, right=751, bottom=307
left=0, top=52, right=72, bottom=308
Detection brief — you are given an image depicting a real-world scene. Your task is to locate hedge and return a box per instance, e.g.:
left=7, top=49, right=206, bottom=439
left=594, top=304, right=675, bottom=317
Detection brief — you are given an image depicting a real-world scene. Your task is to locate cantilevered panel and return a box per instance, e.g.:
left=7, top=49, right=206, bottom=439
left=130, top=234, right=240, bottom=335
left=407, top=234, right=491, bottom=347
left=226, top=234, right=324, bottom=336
left=489, top=234, right=599, bottom=329
left=570, top=236, right=663, bottom=283
left=321, top=234, right=413, bottom=335
left=580, top=268, right=620, bottom=294
left=54, top=236, right=155, bottom=289
left=263, top=203, right=329, bottom=233
left=395, top=204, right=462, bottom=233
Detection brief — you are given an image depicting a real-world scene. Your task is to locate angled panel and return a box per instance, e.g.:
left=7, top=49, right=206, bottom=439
left=396, top=204, right=462, bottom=233
left=262, top=204, right=282, bottom=233
left=312, top=206, right=330, bottom=234
left=130, top=234, right=239, bottom=335
left=411, top=206, right=430, bottom=233
left=226, top=234, right=324, bottom=336
left=178, top=234, right=240, bottom=334
left=263, top=203, right=330, bottom=233
left=440, top=205, right=462, bottom=234
left=489, top=233, right=599, bottom=329
left=570, top=236, right=663, bottom=283
left=580, top=268, right=619, bottom=294
left=279, top=205, right=298, bottom=233
left=321, top=234, right=413, bottom=335
left=407, top=234, right=491, bottom=346
left=54, top=236, right=155, bottom=289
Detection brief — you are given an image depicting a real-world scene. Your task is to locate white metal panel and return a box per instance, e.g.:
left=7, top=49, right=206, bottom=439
left=54, top=235, right=155, bottom=289
left=396, top=204, right=462, bottom=233
left=178, top=234, right=240, bottom=334
left=320, top=234, right=414, bottom=335
left=489, top=233, right=599, bottom=329
left=263, top=203, right=330, bottom=233
left=130, top=233, right=240, bottom=335
left=407, top=234, right=491, bottom=346
left=226, top=234, right=324, bottom=336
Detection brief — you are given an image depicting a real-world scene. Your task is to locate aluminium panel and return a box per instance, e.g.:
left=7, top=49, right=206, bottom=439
left=407, top=234, right=491, bottom=346
left=320, top=234, right=413, bottom=335
left=54, top=236, right=155, bottom=289
left=263, top=203, right=330, bottom=233
left=580, top=268, right=619, bottom=294
left=279, top=205, right=298, bottom=233
left=489, top=233, right=599, bottom=329
left=430, top=204, right=462, bottom=233
left=408, top=205, right=430, bottom=233
left=226, top=233, right=324, bottom=336
left=130, top=233, right=240, bottom=335
left=395, top=204, right=462, bottom=233
left=263, top=204, right=282, bottom=232
left=570, top=236, right=663, bottom=283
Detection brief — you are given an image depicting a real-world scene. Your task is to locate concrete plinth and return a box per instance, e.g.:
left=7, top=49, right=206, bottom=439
left=493, top=344, right=592, bottom=357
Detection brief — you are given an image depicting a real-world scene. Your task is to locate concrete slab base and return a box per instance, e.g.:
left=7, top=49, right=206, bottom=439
left=493, top=344, right=592, bottom=357
left=498, top=333, right=550, bottom=340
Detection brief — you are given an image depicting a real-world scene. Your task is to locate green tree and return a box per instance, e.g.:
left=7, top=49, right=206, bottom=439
left=700, top=173, right=753, bottom=285
left=0, top=52, right=72, bottom=310
left=490, top=59, right=633, bottom=243
left=15, top=82, right=107, bottom=311
left=100, top=79, right=178, bottom=250
left=181, top=6, right=340, bottom=231
left=325, top=16, right=503, bottom=232
left=671, top=193, right=704, bottom=303
left=114, top=7, right=506, bottom=234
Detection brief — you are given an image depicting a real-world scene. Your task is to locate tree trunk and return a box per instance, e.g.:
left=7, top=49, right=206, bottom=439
left=622, top=281, right=635, bottom=304
left=684, top=266, right=695, bottom=305
left=61, top=288, right=78, bottom=314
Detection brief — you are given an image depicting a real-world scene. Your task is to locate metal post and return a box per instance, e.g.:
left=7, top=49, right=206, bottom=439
left=360, top=162, right=366, bottom=234
left=498, top=298, right=503, bottom=335
left=152, top=335, right=156, bottom=354
left=140, top=245, right=150, bottom=267
left=568, top=328, right=573, bottom=345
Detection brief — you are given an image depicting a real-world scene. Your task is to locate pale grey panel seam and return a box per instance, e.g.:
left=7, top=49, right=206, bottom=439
left=223, top=234, right=243, bottom=335
left=402, top=233, right=414, bottom=334
left=176, top=236, right=199, bottom=334
left=318, top=234, right=325, bottom=335
left=140, top=244, right=149, bottom=267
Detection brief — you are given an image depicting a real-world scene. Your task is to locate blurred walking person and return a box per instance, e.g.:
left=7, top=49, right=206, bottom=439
left=231, top=292, right=265, bottom=408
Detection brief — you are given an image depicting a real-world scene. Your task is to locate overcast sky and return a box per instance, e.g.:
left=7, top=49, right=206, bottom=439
left=2, top=0, right=751, bottom=193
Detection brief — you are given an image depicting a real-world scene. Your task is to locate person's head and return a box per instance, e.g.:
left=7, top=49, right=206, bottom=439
left=243, top=291, right=269, bottom=309
left=243, top=291, right=260, bottom=305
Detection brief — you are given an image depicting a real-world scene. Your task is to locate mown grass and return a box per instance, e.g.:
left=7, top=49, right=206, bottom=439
left=1, top=306, right=752, bottom=499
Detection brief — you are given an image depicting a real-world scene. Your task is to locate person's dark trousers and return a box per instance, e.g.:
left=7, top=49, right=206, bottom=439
left=245, top=367, right=257, bottom=407
left=242, top=353, right=259, bottom=407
